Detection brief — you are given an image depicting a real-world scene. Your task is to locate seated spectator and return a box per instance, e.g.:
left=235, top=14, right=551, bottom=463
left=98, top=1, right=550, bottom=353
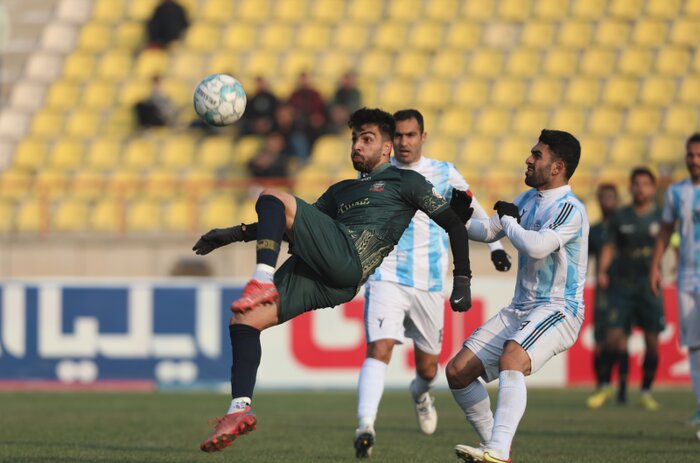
left=273, top=103, right=310, bottom=161
left=240, top=76, right=279, bottom=136
left=134, top=75, right=177, bottom=128
left=146, top=0, right=189, bottom=49
left=287, top=71, right=327, bottom=149
left=247, top=132, right=291, bottom=194
left=332, top=71, right=362, bottom=114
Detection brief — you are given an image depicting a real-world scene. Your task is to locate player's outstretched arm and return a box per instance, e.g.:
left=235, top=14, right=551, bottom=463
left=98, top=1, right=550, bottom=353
left=496, top=201, right=568, bottom=259
left=192, top=223, right=258, bottom=255
left=431, top=207, right=472, bottom=312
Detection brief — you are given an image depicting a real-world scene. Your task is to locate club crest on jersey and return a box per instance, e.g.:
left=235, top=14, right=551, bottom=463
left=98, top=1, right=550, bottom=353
left=431, top=187, right=444, bottom=200
left=369, top=181, right=385, bottom=192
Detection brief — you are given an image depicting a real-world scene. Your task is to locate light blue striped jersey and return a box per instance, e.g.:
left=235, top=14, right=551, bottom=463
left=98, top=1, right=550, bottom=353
left=511, top=185, right=589, bottom=318
left=368, top=156, right=468, bottom=292
left=662, top=178, right=700, bottom=291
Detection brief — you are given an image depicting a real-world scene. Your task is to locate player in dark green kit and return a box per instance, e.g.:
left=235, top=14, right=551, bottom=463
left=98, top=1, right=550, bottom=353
left=589, top=167, right=664, bottom=410
left=192, top=108, right=473, bottom=453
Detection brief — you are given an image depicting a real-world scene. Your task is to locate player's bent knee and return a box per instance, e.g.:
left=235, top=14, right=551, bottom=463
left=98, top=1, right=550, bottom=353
left=499, top=341, right=531, bottom=374
left=367, top=339, right=395, bottom=363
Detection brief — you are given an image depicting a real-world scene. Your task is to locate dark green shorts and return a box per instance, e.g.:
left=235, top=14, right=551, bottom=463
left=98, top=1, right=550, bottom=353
left=607, top=282, right=665, bottom=334
left=275, top=198, right=363, bottom=323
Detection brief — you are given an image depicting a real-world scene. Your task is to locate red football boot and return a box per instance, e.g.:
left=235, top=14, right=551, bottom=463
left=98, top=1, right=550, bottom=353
left=200, top=406, right=257, bottom=453
left=231, top=279, right=279, bottom=313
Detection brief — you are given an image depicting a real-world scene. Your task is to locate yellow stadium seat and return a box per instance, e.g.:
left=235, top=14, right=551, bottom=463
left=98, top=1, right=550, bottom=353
left=394, top=51, right=430, bottom=79
left=521, top=22, right=556, bottom=49
left=409, top=22, right=443, bottom=51
left=602, top=77, right=639, bottom=107
left=234, top=136, right=264, bottom=167
left=499, top=0, right=531, bottom=20
left=86, top=138, right=122, bottom=171
left=144, top=168, right=180, bottom=199
left=114, top=21, right=145, bottom=49
left=118, top=79, right=150, bottom=105
left=625, top=107, right=662, bottom=135
left=93, top=0, right=125, bottom=22
left=162, top=195, right=192, bottom=232
left=461, top=0, right=495, bottom=20
left=199, top=136, right=233, bottom=169
left=77, top=23, right=111, bottom=52
left=46, top=81, right=80, bottom=110
left=387, top=0, right=421, bottom=21
left=647, top=0, right=682, bottom=18
left=207, top=53, right=242, bottom=77
left=63, top=52, right=96, bottom=81
left=499, top=137, right=535, bottom=167
left=16, top=197, right=44, bottom=233
left=347, top=0, right=382, bottom=22
left=609, top=136, right=644, bottom=166
left=440, top=109, right=473, bottom=138
left=609, top=0, right=644, bottom=19
left=126, top=196, right=161, bottom=232
left=72, top=169, right=106, bottom=200
left=358, top=50, right=393, bottom=79
left=475, top=108, right=510, bottom=135
left=679, top=76, right=700, bottom=105
left=109, top=168, right=144, bottom=199
left=90, top=195, right=123, bottom=232
left=310, top=135, right=347, bottom=169
left=459, top=137, right=497, bottom=170
left=595, top=20, right=631, bottom=47
left=259, top=23, right=294, bottom=50
left=632, top=19, right=668, bottom=46
left=453, top=79, right=489, bottom=108
left=238, top=0, right=271, bottom=22
left=297, top=23, right=331, bottom=51
left=0, top=200, right=13, bottom=232
left=135, top=49, right=168, bottom=78
left=664, top=107, right=699, bottom=136
left=66, top=109, right=102, bottom=137
left=123, top=138, right=157, bottom=170
left=571, top=0, right=606, bottom=18
left=657, top=47, right=691, bottom=76
left=557, top=21, right=594, bottom=49
left=424, top=0, right=459, bottom=21
left=649, top=136, right=682, bottom=164
left=223, top=23, right=257, bottom=51
left=105, top=106, right=136, bottom=136
left=311, top=0, right=344, bottom=22
left=685, top=0, right=700, bottom=15
left=274, top=0, right=309, bottom=22
left=52, top=198, right=88, bottom=231
left=183, top=168, right=218, bottom=199
left=424, top=139, right=458, bottom=164
left=161, top=79, right=189, bottom=107
left=505, top=49, right=541, bottom=77
left=512, top=108, right=549, bottom=135
left=200, top=194, right=239, bottom=229
left=445, top=22, right=481, bottom=49
left=280, top=52, right=316, bottom=78
left=618, top=48, right=653, bottom=77
left=50, top=139, right=85, bottom=170
left=35, top=168, right=69, bottom=200
left=534, top=0, right=569, bottom=19
left=588, top=108, right=624, bottom=136
left=160, top=134, right=195, bottom=168
left=202, top=0, right=235, bottom=23
left=127, top=0, right=158, bottom=21
left=0, top=168, right=32, bottom=200
left=379, top=80, right=415, bottom=111
left=670, top=18, right=699, bottom=46
left=432, top=50, right=467, bottom=79
left=14, top=138, right=48, bottom=171
left=543, top=49, right=578, bottom=77
left=83, top=81, right=117, bottom=109
left=374, top=22, right=408, bottom=53
left=97, top=51, right=133, bottom=81
left=245, top=50, right=279, bottom=77
left=172, top=52, right=206, bottom=80
left=640, top=77, right=676, bottom=107
left=551, top=108, right=586, bottom=134
left=491, top=79, right=526, bottom=107
left=317, top=51, right=353, bottom=80
left=415, top=80, right=451, bottom=111
left=30, top=110, right=64, bottom=138
left=528, top=78, right=564, bottom=105
left=579, top=48, right=616, bottom=77
left=469, top=50, right=504, bottom=78
left=565, top=77, right=601, bottom=107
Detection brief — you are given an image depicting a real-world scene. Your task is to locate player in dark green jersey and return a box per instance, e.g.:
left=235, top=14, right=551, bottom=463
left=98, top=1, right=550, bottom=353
left=193, top=108, right=473, bottom=453
left=589, top=167, right=664, bottom=410
left=586, top=184, right=622, bottom=406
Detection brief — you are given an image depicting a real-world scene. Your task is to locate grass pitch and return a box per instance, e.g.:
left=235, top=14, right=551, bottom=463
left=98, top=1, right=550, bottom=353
left=0, top=388, right=697, bottom=463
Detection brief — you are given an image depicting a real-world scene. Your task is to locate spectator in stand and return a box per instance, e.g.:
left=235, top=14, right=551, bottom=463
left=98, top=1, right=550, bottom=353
left=240, top=76, right=279, bottom=136
left=146, top=0, right=189, bottom=49
left=273, top=103, right=309, bottom=162
left=287, top=72, right=327, bottom=149
left=326, top=72, right=363, bottom=135
left=247, top=132, right=289, bottom=181
left=134, top=75, right=177, bottom=128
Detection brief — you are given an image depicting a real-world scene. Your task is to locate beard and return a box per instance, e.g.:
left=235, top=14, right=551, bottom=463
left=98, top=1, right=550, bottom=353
left=352, top=151, right=383, bottom=174
left=525, top=164, right=551, bottom=188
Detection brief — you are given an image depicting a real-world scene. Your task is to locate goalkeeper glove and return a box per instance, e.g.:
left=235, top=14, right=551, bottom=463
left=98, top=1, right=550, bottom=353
left=192, top=223, right=257, bottom=255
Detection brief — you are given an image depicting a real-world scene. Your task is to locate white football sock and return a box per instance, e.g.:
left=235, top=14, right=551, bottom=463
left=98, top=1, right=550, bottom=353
left=690, top=348, right=700, bottom=409
left=451, top=380, right=494, bottom=444
left=357, top=357, right=387, bottom=429
left=252, top=263, right=275, bottom=283
left=410, top=373, right=436, bottom=400
left=227, top=396, right=251, bottom=414
left=488, top=370, right=527, bottom=460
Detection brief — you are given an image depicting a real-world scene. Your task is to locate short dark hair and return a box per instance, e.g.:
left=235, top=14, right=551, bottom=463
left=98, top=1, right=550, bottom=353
left=597, top=183, right=618, bottom=196
left=630, top=166, right=656, bottom=184
left=393, top=109, right=424, bottom=133
left=348, top=107, right=395, bottom=140
left=538, top=129, right=581, bottom=179
left=686, top=133, right=700, bottom=151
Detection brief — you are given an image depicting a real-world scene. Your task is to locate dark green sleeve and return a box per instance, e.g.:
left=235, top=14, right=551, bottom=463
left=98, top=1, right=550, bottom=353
left=312, top=187, right=337, bottom=218
left=604, top=212, right=618, bottom=246
left=401, top=170, right=450, bottom=217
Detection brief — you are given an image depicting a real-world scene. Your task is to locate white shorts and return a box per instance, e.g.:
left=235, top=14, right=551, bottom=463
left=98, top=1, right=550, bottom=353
left=364, top=280, right=444, bottom=355
left=464, top=304, right=583, bottom=383
left=677, top=291, right=700, bottom=348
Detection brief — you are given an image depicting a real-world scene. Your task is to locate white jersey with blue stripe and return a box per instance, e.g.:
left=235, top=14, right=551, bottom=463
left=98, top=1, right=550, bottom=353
left=510, top=185, right=589, bottom=318
left=368, top=156, right=498, bottom=292
left=662, top=178, right=700, bottom=292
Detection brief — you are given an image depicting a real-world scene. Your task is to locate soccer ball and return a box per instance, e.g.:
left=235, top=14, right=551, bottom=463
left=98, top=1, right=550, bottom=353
left=193, top=74, right=247, bottom=126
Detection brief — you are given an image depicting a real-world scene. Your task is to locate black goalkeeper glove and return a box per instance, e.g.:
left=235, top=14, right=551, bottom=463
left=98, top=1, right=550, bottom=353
left=490, top=249, right=512, bottom=272
left=192, top=223, right=257, bottom=255
left=450, top=275, right=472, bottom=312
left=494, top=201, right=520, bottom=223
left=450, top=189, right=474, bottom=224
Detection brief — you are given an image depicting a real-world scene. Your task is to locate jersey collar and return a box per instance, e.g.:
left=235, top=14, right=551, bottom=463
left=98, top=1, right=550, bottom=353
left=392, top=155, right=426, bottom=170
left=536, top=184, right=571, bottom=201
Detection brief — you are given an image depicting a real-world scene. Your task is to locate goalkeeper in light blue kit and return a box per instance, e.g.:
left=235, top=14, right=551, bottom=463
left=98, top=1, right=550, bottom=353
left=354, top=109, right=511, bottom=458
left=446, top=130, right=588, bottom=463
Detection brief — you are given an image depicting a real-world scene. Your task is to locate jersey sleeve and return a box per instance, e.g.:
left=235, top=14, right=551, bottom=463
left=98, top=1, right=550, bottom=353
left=602, top=210, right=618, bottom=245
left=542, top=201, right=585, bottom=247
left=312, top=187, right=337, bottom=218
left=402, top=170, right=449, bottom=218
left=447, top=163, right=469, bottom=195
left=661, top=185, right=678, bottom=224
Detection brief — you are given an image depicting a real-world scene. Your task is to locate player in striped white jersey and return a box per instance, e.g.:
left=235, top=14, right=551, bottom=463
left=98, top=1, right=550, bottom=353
left=650, top=133, right=700, bottom=428
left=447, top=130, right=588, bottom=463
left=354, top=109, right=511, bottom=458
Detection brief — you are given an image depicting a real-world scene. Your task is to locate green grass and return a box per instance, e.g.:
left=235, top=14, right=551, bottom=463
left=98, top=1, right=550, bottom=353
left=0, top=388, right=697, bottom=462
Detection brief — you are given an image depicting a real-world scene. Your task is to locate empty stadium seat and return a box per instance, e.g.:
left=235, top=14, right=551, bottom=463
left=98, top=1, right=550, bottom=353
left=424, top=0, right=459, bottom=21
left=15, top=197, right=44, bottom=233
left=439, top=109, right=473, bottom=139
left=123, top=138, right=157, bottom=170
left=160, top=134, right=195, bottom=168
left=528, top=78, right=564, bottom=106
left=459, top=137, right=497, bottom=170
left=602, top=77, right=639, bottom=107
left=63, top=52, right=96, bottom=81
left=608, top=0, right=644, bottom=19
left=445, top=22, right=481, bottom=49
left=579, top=48, right=616, bottom=77
left=92, top=0, right=125, bottom=22
left=594, top=20, right=631, bottom=47
left=534, top=0, right=569, bottom=19
left=200, top=194, right=239, bottom=229
left=77, top=22, right=111, bottom=52
left=0, top=168, right=33, bottom=200
left=632, top=19, right=668, bottom=46
left=657, top=47, right=691, bottom=76
left=162, top=195, right=192, bottom=232
left=201, top=0, right=235, bottom=23
left=588, top=107, right=624, bottom=136
left=491, top=79, right=526, bottom=107
left=49, top=138, right=85, bottom=170
left=82, top=81, right=117, bottom=109
left=409, top=22, right=443, bottom=51
left=624, top=107, right=662, bottom=135
left=52, top=197, right=89, bottom=231
left=127, top=196, right=161, bottom=231
left=259, top=23, right=295, bottom=50
left=647, top=0, right=682, bottom=18
left=521, top=22, right=556, bottom=49
left=97, top=51, right=134, bottom=81
left=469, top=49, right=504, bottom=78
left=432, top=50, right=467, bottom=79
left=114, top=21, right=144, bottom=49
left=347, top=0, right=383, bottom=22
left=46, top=81, right=81, bottom=110
left=475, top=108, right=511, bottom=135
left=387, top=0, right=421, bottom=21
left=640, top=76, right=676, bottom=107
left=618, top=48, right=654, bottom=77
left=558, top=21, right=594, bottom=49
left=649, top=136, right=682, bottom=164
left=565, top=77, right=601, bottom=107
left=374, top=22, right=408, bottom=53
left=30, top=110, right=64, bottom=138
left=610, top=136, right=646, bottom=166
left=71, top=169, right=106, bottom=200
left=550, top=108, right=586, bottom=135
left=512, top=108, right=550, bottom=135
left=543, top=49, right=578, bottom=77
left=89, top=195, right=123, bottom=232
left=14, top=138, right=48, bottom=171
left=506, top=49, right=541, bottom=77
left=415, top=80, right=451, bottom=111
left=571, top=0, right=606, bottom=18
left=664, top=107, right=699, bottom=136
left=297, top=23, right=331, bottom=51
left=670, top=18, right=699, bottom=47
left=65, top=109, right=102, bottom=137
